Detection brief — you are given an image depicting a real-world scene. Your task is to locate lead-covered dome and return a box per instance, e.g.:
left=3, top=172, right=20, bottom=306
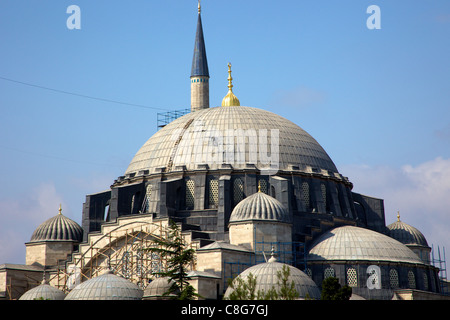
left=229, top=191, right=291, bottom=224
left=30, top=207, right=83, bottom=243
left=125, top=106, right=338, bottom=175
left=143, top=277, right=178, bottom=300
left=387, top=218, right=429, bottom=248
left=65, top=269, right=143, bottom=300
left=224, top=256, right=321, bottom=300
left=307, top=226, right=424, bottom=264
left=19, top=279, right=66, bottom=300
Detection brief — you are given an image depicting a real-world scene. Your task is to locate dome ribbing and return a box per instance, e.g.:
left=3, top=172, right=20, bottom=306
left=229, top=191, right=291, bottom=224
left=30, top=207, right=83, bottom=243
left=307, top=226, right=424, bottom=264
left=387, top=220, right=429, bottom=248
left=19, top=280, right=66, bottom=300
left=65, top=269, right=143, bottom=300
left=125, top=106, right=339, bottom=176
left=224, top=257, right=321, bottom=300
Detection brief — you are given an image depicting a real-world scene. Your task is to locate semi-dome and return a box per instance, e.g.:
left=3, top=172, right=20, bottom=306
left=65, top=269, right=143, bottom=300
left=387, top=214, right=429, bottom=248
left=307, top=226, right=424, bottom=264
left=229, top=191, right=291, bottom=224
left=224, top=255, right=321, bottom=300
left=125, top=106, right=338, bottom=175
left=29, top=206, right=83, bottom=243
left=19, top=279, right=66, bottom=300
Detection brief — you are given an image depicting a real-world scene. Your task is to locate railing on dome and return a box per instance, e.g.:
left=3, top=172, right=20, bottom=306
left=432, top=245, right=449, bottom=295
left=157, top=109, right=190, bottom=130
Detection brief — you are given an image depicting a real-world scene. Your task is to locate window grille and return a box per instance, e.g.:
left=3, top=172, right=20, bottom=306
left=258, top=179, right=268, bottom=194
left=208, top=178, right=219, bottom=208
left=423, top=272, right=428, bottom=291
left=233, top=178, right=244, bottom=205
left=302, top=181, right=310, bottom=209
left=186, top=179, right=195, bottom=209
left=408, top=270, right=416, bottom=289
left=347, top=268, right=358, bottom=287
left=389, top=269, right=399, bottom=288
left=324, top=267, right=335, bottom=279
left=321, top=183, right=327, bottom=208
left=145, top=184, right=152, bottom=212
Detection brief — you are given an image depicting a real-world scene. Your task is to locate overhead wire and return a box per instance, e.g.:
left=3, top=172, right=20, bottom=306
left=0, top=75, right=171, bottom=111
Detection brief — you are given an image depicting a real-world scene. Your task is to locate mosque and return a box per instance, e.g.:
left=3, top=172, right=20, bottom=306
left=1, top=3, right=449, bottom=301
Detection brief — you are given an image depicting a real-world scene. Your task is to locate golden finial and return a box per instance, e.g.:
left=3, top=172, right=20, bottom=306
left=198, top=0, right=201, bottom=14
left=221, top=62, right=241, bottom=106
left=268, top=246, right=277, bottom=263
left=258, top=181, right=261, bottom=193
left=397, top=211, right=400, bottom=222
left=227, top=62, right=233, bottom=91
left=59, top=204, right=62, bottom=215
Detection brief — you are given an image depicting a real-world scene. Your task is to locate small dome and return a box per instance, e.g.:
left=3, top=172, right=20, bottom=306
left=65, top=270, right=143, bottom=300
left=143, top=277, right=178, bottom=299
left=30, top=206, right=83, bottom=243
left=224, top=257, right=321, bottom=300
left=19, top=280, right=66, bottom=300
left=307, top=226, right=424, bottom=264
left=229, top=191, right=291, bottom=224
left=387, top=215, right=429, bottom=248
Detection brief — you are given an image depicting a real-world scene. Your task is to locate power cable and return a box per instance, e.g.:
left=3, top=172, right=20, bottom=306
left=0, top=75, right=171, bottom=111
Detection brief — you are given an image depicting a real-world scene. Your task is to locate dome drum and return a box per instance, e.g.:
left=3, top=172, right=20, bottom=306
left=306, top=226, right=441, bottom=299
left=83, top=167, right=373, bottom=249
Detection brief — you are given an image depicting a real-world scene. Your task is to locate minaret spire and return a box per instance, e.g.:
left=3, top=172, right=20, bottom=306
left=190, top=0, right=210, bottom=112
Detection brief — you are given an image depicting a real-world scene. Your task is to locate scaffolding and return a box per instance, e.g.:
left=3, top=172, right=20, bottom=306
left=54, top=220, right=198, bottom=292
left=157, top=109, right=190, bottom=129
left=432, top=245, right=448, bottom=295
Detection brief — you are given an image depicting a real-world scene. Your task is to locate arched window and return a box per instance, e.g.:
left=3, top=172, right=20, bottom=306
left=347, top=267, right=358, bottom=287
left=258, top=179, right=268, bottom=194
left=186, top=179, right=195, bottom=209
left=408, top=270, right=416, bottom=289
left=324, top=267, right=335, bottom=279
left=305, top=268, right=312, bottom=278
left=104, top=202, right=110, bottom=221
left=233, top=178, right=244, bottom=205
left=423, top=272, right=428, bottom=291
left=208, top=177, right=219, bottom=208
left=144, top=184, right=152, bottom=213
left=321, top=183, right=327, bottom=210
left=389, top=269, right=399, bottom=288
left=302, top=181, right=310, bottom=209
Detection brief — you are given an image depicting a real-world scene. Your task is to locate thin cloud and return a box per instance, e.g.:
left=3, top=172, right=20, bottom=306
left=341, top=157, right=450, bottom=258
left=0, top=182, right=65, bottom=264
left=271, top=85, right=327, bottom=110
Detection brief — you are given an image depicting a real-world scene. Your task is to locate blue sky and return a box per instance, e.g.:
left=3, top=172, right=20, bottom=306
left=1, top=0, right=450, bottom=266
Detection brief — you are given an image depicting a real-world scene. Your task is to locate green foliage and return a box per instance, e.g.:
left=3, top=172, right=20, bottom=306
left=225, top=264, right=299, bottom=300
left=143, top=219, right=199, bottom=300
left=321, top=276, right=352, bottom=300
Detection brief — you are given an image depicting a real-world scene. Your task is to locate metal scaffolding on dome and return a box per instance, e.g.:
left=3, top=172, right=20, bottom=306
left=52, top=220, right=198, bottom=293
left=157, top=109, right=190, bottom=129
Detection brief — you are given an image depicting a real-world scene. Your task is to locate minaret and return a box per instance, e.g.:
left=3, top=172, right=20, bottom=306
left=190, top=0, right=209, bottom=112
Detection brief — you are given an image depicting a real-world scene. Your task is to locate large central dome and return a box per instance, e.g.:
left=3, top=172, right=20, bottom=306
left=125, top=106, right=338, bottom=175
